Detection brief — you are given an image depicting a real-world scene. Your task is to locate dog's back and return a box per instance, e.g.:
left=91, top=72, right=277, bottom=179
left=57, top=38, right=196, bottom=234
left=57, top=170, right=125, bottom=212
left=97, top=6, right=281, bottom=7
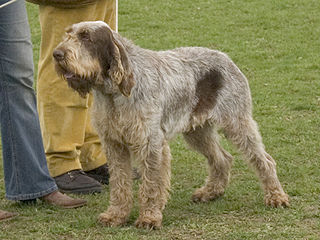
left=122, top=45, right=252, bottom=137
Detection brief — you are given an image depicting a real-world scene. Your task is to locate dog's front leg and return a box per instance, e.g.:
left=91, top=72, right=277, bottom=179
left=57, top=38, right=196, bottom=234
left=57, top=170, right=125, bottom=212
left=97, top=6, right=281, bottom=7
left=134, top=139, right=171, bottom=230
left=98, top=139, right=133, bottom=227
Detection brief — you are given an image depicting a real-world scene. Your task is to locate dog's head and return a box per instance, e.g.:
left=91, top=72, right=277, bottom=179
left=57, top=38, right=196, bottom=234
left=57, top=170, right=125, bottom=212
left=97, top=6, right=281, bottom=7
left=53, top=21, right=134, bottom=97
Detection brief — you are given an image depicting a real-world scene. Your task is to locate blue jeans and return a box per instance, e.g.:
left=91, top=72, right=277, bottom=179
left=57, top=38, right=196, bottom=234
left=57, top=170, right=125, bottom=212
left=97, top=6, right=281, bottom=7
left=0, top=0, right=58, bottom=200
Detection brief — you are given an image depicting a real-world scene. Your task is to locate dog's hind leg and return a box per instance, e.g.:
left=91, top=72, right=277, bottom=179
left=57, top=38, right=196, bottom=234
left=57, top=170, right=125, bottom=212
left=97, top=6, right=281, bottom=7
left=98, top=139, right=133, bottom=227
left=223, top=116, right=289, bottom=207
left=134, top=138, right=171, bottom=230
left=183, top=123, right=233, bottom=202
left=158, top=140, right=171, bottom=209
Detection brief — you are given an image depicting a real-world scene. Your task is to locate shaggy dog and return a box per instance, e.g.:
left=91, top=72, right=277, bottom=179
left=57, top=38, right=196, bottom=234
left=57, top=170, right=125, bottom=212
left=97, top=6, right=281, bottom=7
left=53, top=21, right=289, bottom=229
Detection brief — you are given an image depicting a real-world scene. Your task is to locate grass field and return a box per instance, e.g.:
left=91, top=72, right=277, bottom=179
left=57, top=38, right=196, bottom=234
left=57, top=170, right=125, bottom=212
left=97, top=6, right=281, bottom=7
left=1, top=0, right=320, bottom=239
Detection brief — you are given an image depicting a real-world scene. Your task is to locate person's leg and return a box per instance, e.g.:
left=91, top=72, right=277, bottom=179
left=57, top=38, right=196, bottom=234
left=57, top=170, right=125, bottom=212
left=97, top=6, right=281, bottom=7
left=0, top=0, right=58, bottom=201
left=79, top=0, right=116, bottom=183
left=37, top=0, right=116, bottom=192
left=78, top=0, right=116, bottom=185
left=0, top=1, right=87, bottom=209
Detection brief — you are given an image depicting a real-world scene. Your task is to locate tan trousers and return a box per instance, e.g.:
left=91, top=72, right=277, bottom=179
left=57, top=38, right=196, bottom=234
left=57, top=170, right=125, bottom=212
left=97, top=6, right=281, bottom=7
left=37, top=0, right=116, bottom=177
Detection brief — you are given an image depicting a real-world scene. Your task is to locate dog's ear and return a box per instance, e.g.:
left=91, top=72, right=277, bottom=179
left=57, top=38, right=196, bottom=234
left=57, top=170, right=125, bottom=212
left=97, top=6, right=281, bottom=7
left=110, top=37, right=135, bottom=97
left=98, top=27, right=135, bottom=96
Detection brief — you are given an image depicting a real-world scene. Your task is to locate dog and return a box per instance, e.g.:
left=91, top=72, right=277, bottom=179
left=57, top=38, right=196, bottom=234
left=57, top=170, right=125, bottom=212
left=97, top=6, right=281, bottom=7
left=53, top=21, right=289, bottom=229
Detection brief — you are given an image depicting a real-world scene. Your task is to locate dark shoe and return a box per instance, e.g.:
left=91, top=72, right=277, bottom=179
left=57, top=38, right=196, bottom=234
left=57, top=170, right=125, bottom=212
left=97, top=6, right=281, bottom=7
left=54, top=170, right=102, bottom=194
left=0, top=210, right=18, bottom=221
left=85, top=164, right=109, bottom=185
left=41, top=191, right=87, bottom=209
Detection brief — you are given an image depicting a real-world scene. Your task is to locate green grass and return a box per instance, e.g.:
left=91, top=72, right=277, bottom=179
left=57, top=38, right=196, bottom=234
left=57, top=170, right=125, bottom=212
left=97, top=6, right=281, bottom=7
left=1, top=0, right=320, bottom=239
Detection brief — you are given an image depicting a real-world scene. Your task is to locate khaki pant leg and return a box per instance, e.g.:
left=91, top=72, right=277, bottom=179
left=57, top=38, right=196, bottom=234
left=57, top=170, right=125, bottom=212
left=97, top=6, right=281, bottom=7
left=79, top=0, right=117, bottom=171
left=37, top=0, right=116, bottom=177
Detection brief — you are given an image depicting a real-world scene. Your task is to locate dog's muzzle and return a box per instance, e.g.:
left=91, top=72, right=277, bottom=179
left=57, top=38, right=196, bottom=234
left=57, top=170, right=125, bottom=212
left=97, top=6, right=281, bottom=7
left=53, top=49, right=93, bottom=98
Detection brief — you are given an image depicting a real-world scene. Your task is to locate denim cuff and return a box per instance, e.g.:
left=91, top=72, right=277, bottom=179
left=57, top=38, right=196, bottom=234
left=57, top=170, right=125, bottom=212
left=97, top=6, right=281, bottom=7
left=5, top=186, right=58, bottom=201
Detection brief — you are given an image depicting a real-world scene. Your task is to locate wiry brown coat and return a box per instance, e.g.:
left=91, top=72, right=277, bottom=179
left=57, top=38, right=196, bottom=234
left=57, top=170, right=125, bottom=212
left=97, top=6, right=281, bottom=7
left=53, top=21, right=289, bottom=229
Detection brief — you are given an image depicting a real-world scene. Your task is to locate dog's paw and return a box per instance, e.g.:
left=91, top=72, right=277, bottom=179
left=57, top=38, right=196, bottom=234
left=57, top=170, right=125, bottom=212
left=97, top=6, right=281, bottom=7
left=98, top=211, right=127, bottom=227
left=191, top=187, right=224, bottom=203
left=264, top=191, right=290, bottom=208
left=135, top=218, right=162, bottom=230
left=135, top=210, right=162, bottom=230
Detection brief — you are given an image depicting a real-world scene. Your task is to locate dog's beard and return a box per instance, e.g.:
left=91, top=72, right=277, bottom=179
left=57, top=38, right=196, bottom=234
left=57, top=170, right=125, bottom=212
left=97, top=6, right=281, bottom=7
left=54, top=63, right=95, bottom=98
left=65, top=74, right=92, bottom=98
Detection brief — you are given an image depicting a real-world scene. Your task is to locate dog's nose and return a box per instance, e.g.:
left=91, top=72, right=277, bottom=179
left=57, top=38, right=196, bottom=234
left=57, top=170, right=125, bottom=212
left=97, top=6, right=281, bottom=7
left=53, top=49, right=65, bottom=61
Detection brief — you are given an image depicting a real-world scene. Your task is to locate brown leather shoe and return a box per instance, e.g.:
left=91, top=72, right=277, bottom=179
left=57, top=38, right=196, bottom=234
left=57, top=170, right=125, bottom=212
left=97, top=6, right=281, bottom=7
left=0, top=210, right=18, bottom=221
left=41, top=191, right=87, bottom=209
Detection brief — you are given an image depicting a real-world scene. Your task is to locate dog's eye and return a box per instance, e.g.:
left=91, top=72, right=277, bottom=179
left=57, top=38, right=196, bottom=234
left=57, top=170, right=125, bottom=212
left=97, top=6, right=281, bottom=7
left=78, top=30, right=91, bottom=41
